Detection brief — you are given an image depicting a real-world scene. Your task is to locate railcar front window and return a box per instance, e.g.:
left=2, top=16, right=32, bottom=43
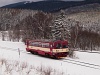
left=55, top=43, right=68, bottom=49
left=63, top=45, right=68, bottom=48
left=56, top=43, right=62, bottom=49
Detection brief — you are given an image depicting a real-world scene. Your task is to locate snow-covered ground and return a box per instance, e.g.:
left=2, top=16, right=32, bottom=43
left=0, top=41, right=100, bottom=75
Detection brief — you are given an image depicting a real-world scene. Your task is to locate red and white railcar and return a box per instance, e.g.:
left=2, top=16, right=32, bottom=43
left=26, top=39, right=69, bottom=59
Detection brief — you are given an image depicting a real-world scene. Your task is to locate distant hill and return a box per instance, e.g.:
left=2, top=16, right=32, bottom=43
left=1, top=1, right=100, bottom=12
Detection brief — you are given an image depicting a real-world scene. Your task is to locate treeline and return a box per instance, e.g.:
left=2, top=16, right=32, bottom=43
left=84, top=0, right=100, bottom=2
left=70, top=25, right=100, bottom=51
left=0, top=9, right=53, bottom=41
left=0, top=8, right=100, bottom=51
left=20, top=11, right=53, bottom=41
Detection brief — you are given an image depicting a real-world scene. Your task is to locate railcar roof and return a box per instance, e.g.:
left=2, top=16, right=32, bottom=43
left=28, top=39, right=68, bottom=43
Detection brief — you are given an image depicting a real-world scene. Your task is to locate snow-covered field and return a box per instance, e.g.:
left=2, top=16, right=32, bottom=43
left=0, top=41, right=100, bottom=75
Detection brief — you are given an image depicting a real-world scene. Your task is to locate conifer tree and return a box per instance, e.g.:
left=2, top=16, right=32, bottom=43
left=51, top=10, right=68, bottom=40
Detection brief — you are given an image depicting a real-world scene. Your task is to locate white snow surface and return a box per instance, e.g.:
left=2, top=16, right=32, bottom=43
left=0, top=41, right=100, bottom=75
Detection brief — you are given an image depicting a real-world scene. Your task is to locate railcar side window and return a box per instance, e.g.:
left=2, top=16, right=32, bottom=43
left=29, top=42, right=41, bottom=47
left=42, top=43, right=49, bottom=48
left=29, top=42, right=33, bottom=46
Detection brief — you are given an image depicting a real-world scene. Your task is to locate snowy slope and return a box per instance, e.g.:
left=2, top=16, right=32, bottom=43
left=0, top=41, right=100, bottom=75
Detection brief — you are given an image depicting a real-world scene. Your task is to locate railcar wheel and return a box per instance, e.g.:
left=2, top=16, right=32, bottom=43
left=34, top=52, right=38, bottom=55
left=45, top=53, right=50, bottom=58
left=53, top=56, right=59, bottom=59
left=30, top=51, right=34, bottom=54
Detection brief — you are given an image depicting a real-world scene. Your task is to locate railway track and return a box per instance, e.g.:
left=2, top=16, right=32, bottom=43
left=74, top=50, right=100, bottom=54
left=62, top=58, right=100, bottom=70
left=0, top=46, right=100, bottom=70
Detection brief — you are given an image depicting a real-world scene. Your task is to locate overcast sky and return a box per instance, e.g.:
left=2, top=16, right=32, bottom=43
left=0, top=0, right=84, bottom=7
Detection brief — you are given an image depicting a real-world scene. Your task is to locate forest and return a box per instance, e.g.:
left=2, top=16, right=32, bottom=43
left=0, top=3, right=100, bottom=51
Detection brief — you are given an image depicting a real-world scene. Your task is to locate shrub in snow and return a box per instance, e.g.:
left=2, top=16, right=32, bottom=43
left=68, top=49, right=76, bottom=58
left=0, top=58, right=65, bottom=75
